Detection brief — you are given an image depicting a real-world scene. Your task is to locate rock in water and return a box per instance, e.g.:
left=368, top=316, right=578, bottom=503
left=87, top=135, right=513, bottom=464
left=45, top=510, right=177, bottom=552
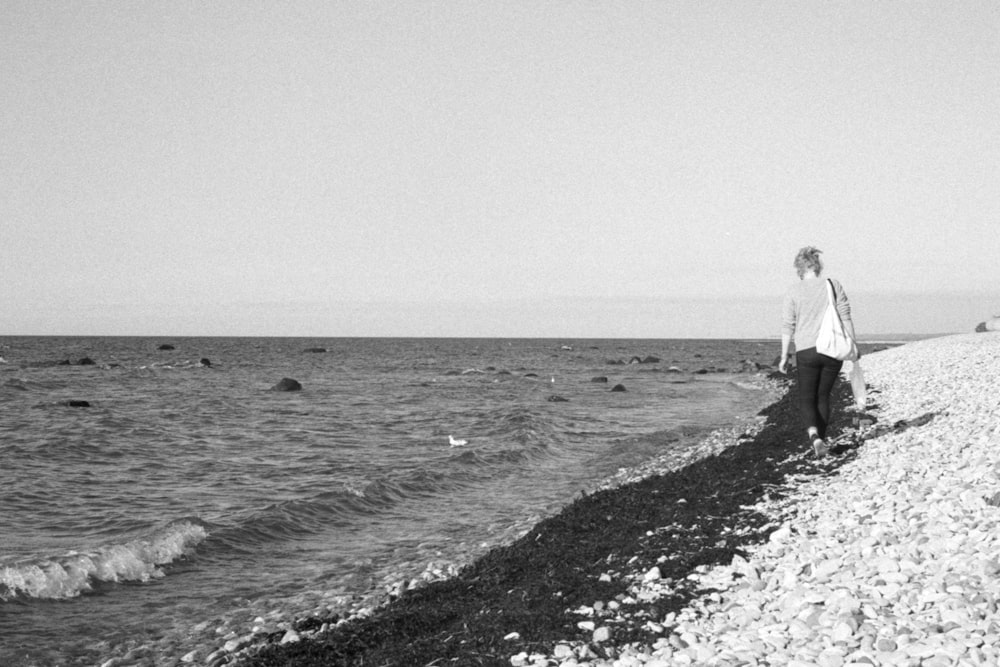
left=158, top=344, right=175, bottom=350
left=272, top=378, right=302, bottom=391
left=610, top=384, right=627, bottom=392
left=66, top=400, right=91, bottom=407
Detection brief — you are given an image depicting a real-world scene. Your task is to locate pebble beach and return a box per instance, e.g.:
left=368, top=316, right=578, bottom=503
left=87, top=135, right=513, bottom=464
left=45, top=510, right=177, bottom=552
left=511, top=332, right=1000, bottom=666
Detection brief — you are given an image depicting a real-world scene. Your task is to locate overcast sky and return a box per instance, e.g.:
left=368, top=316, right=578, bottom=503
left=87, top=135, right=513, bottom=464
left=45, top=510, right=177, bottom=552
left=3, top=1, right=998, bottom=337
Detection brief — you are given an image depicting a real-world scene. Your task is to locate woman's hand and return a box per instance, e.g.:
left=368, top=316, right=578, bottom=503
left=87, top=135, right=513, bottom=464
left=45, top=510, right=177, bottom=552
left=778, top=356, right=788, bottom=374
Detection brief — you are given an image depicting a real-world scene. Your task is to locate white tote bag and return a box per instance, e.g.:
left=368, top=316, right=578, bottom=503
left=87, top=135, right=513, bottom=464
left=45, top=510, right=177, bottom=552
left=847, top=360, right=867, bottom=410
left=815, top=279, right=858, bottom=361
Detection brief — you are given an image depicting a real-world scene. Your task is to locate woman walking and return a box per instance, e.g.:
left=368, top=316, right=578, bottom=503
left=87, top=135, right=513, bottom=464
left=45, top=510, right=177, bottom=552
left=778, top=246, right=857, bottom=456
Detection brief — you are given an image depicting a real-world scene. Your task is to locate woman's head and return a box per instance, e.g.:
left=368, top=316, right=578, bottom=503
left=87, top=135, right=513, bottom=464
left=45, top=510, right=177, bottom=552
left=793, top=246, right=823, bottom=278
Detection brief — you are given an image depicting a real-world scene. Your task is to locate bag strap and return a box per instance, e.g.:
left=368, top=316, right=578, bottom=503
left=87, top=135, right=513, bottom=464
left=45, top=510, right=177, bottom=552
left=826, top=279, right=845, bottom=325
left=825, top=278, right=837, bottom=306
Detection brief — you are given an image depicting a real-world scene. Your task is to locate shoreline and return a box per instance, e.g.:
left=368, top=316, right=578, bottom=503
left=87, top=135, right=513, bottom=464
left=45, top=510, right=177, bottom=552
left=223, top=331, right=1000, bottom=667
left=229, top=361, right=865, bottom=666
left=154, top=372, right=792, bottom=667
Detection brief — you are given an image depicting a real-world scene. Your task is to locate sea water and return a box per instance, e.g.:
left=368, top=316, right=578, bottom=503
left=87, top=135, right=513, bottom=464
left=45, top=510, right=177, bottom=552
left=0, top=337, right=778, bottom=666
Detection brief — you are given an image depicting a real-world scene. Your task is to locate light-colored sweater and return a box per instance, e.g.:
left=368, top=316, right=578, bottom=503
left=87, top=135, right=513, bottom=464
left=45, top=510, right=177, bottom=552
left=782, top=277, right=853, bottom=352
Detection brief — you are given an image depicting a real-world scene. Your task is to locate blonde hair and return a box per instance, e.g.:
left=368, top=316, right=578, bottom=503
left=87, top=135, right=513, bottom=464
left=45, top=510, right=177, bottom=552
left=793, top=246, right=823, bottom=278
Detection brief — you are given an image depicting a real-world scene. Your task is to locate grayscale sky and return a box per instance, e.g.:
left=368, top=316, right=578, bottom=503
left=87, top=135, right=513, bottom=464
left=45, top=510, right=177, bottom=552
left=3, top=1, right=998, bottom=337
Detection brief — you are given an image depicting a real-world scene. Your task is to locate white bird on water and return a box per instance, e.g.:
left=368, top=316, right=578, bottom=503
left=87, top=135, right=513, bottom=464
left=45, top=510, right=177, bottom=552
left=449, top=435, right=469, bottom=447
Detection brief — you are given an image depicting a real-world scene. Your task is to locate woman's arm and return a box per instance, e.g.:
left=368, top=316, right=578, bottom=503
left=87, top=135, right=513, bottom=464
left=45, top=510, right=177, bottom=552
left=844, top=319, right=857, bottom=340
left=779, top=333, right=792, bottom=373
left=780, top=291, right=796, bottom=373
left=844, top=318, right=861, bottom=359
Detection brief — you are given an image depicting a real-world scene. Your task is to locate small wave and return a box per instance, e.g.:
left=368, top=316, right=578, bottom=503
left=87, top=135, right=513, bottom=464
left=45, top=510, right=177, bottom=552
left=729, top=379, right=768, bottom=391
left=0, top=519, right=209, bottom=601
left=215, top=477, right=445, bottom=548
left=484, top=405, right=562, bottom=449
left=448, top=445, right=535, bottom=468
left=3, top=377, right=69, bottom=392
left=3, top=378, right=28, bottom=391
left=211, top=450, right=547, bottom=552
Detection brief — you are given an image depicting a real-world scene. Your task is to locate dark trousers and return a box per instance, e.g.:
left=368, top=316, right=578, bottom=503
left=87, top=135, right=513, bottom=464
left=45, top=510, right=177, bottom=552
left=795, top=347, right=843, bottom=439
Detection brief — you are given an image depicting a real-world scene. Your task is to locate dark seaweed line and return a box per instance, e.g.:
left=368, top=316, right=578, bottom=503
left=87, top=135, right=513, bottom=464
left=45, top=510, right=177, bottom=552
left=237, top=374, right=863, bottom=667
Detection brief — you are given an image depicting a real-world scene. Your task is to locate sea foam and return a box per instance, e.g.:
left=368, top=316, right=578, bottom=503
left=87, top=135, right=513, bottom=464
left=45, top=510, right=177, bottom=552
left=0, top=519, right=208, bottom=600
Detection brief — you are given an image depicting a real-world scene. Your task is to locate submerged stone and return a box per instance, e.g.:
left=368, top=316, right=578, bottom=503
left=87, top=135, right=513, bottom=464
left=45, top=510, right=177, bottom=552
left=271, top=378, right=302, bottom=392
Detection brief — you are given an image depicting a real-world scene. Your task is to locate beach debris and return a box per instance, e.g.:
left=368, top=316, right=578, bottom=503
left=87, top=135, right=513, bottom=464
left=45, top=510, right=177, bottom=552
left=546, top=395, right=568, bottom=402
left=448, top=435, right=468, bottom=447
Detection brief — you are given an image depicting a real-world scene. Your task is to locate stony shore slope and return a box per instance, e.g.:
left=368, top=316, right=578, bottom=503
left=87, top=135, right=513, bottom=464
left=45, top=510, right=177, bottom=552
left=559, top=333, right=1000, bottom=666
